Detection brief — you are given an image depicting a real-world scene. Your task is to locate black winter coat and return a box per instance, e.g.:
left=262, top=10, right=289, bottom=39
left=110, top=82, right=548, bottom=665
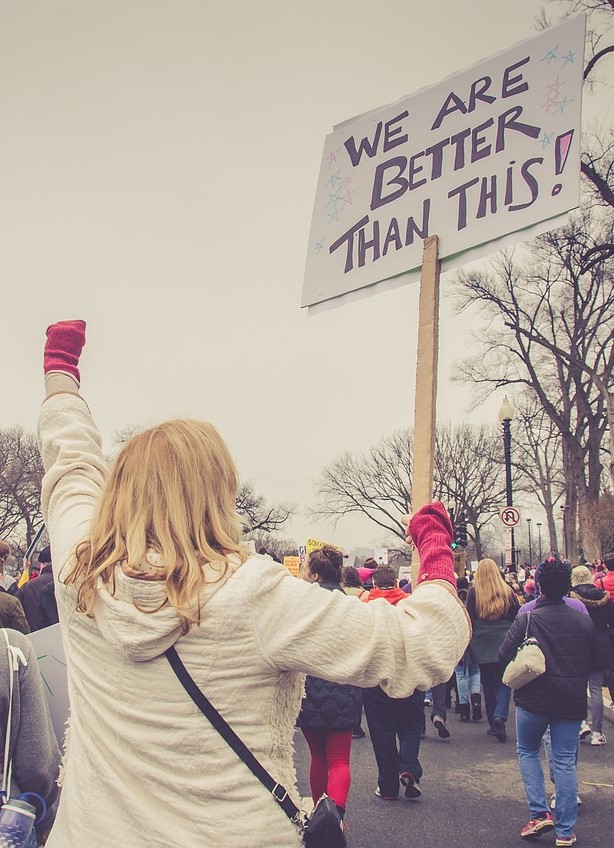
left=499, top=597, right=596, bottom=720
left=296, top=583, right=362, bottom=731
left=570, top=583, right=614, bottom=670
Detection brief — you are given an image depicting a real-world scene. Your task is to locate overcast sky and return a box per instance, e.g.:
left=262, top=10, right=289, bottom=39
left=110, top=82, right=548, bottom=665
left=2, top=0, right=610, bottom=551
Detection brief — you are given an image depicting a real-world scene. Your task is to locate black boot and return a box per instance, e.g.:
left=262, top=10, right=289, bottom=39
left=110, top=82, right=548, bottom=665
left=471, top=693, right=482, bottom=721
left=459, top=703, right=471, bottom=722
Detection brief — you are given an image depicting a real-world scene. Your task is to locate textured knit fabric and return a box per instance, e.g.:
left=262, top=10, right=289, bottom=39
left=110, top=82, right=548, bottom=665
left=38, top=393, right=470, bottom=848
left=43, top=321, right=86, bottom=384
left=408, top=502, right=457, bottom=587
left=0, top=628, right=61, bottom=835
left=499, top=598, right=596, bottom=719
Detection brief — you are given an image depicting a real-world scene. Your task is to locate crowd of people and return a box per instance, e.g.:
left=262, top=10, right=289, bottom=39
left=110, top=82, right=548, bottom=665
left=0, top=320, right=612, bottom=848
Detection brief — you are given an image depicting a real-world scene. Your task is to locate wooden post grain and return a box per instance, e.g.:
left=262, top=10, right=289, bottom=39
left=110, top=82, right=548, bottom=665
left=410, top=235, right=441, bottom=589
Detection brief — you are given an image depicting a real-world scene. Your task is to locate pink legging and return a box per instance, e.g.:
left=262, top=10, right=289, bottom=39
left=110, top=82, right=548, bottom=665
left=301, top=728, right=352, bottom=809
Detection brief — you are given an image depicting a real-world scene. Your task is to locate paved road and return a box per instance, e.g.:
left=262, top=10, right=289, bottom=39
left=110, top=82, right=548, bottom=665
left=294, top=705, right=614, bottom=847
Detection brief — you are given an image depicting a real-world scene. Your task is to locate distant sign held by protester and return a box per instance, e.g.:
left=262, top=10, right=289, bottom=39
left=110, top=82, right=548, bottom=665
left=302, top=15, right=585, bottom=310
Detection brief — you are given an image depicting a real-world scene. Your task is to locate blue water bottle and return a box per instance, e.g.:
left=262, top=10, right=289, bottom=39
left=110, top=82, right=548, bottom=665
left=0, top=797, right=36, bottom=848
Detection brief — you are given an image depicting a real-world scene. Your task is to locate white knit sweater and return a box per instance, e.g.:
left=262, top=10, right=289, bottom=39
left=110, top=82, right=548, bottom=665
left=39, top=393, right=470, bottom=848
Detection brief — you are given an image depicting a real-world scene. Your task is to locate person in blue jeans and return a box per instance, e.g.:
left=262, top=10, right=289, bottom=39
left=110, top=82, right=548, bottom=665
left=466, top=558, right=519, bottom=742
left=499, top=558, right=596, bottom=848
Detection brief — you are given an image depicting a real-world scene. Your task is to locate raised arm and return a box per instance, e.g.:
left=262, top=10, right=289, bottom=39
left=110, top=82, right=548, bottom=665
left=38, top=321, right=108, bottom=576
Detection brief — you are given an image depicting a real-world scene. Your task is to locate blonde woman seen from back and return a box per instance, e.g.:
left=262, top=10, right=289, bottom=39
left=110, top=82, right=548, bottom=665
left=38, top=320, right=470, bottom=848
left=466, top=558, right=519, bottom=742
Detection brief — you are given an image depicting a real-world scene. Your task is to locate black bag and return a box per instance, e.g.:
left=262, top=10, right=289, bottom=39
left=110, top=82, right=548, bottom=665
left=165, top=646, right=346, bottom=848
left=304, top=794, right=345, bottom=848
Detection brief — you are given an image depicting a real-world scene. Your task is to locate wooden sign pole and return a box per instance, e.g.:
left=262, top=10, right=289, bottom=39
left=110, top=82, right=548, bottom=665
left=410, top=235, right=441, bottom=589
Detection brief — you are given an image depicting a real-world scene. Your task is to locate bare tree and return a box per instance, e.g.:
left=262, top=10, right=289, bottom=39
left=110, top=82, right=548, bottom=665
left=311, top=430, right=413, bottom=540
left=236, top=482, right=294, bottom=534
left=244, top=529, right=298, bottom=562
left=512, top=391, right=566, bottom=553
left=0, top=427, right=44, bottom=550
left=454, top=207, right=614, bottom=561
left=434, top=423, right=510, bottom=559
left=312, top=424, right=509, bottom=555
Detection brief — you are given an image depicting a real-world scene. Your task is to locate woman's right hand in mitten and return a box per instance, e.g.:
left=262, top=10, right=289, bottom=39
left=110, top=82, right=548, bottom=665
left=44, top=320, right=87, bottom=385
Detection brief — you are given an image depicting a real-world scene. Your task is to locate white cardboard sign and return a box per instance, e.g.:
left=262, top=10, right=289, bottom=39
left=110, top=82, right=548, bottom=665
left=302, top=15, right=585, bottom=311
left=29, top=624, right=69, bottom=745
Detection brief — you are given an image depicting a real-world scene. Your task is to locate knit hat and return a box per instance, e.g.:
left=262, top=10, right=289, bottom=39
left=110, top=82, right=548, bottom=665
left=523, top=578, right=535, bottom=593
left=571, top=565, right=593, bottom=587
left=38, top=545, right=52, bottom=564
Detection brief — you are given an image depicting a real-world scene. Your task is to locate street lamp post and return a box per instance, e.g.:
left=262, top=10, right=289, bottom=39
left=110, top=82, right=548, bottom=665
left=536, top=522, right=542, bottom=563
left=498, top=396, right=516, bottom=571
left=527, top=518, right=533, bottom=566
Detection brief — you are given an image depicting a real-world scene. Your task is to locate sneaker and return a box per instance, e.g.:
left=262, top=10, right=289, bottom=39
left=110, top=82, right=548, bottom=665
left=579, top=720, right=591, bottom=740
left=549, top=794, right=583, bottom=811
left=555, top=835, right=577, bottom=847
left=590, top=731, right=607, bottom=746
left=352, top=728, right=366, bottom=739
left=374, top=786, right=398, bottom=800
left=492, top=716, right=507, bottom=742
left=423, top=697, right=432, bottom=706
left=521, top=813, right=555, bottom=838
left=400, top=772, right=422, bottom=800
left=432, top=715, right=451, bottom=739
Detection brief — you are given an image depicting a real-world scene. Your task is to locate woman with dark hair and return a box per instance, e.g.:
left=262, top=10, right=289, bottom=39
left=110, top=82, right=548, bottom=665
left=341, top=565, right=367, bottom=599
left=500, top=558, right=596, bottom=847
left=296, top=547, right=361, bottom=822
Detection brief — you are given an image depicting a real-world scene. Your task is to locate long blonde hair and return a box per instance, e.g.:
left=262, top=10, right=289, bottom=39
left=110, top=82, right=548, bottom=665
left=473, top=558, right=514, bottom=621
left=65, top=419, right=248, bottom=632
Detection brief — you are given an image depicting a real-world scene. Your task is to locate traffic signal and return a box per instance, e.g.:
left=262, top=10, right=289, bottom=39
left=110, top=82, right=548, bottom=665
left=459, top=516, right=468, bottom=547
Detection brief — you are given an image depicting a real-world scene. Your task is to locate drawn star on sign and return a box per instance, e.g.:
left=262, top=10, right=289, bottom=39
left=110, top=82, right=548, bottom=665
left=341, top=188, right=357, bottom=205
left=324, top=192, right=344, bottom=209
left=556, top=95, right=574, bottom=113
left=314, top=240, right=325, bottom=254
left=328, top=169, right=343, bottom=187
left=542, top=95, right=558, bottom=112
left=540, top=132, right=554, bottom=148
left=545, top=76, right=565, bottom=97
left=561, top=50, right=575, bottom=65
left=542, top=44, right=559, bottom=64
left=328, top=208, right=341, bottom=222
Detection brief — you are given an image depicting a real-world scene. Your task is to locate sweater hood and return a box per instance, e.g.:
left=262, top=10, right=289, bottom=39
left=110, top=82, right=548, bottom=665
left=91, top=553, right=245, bottom=661
left=570, top=584, right=610, bottom=608
left=365, top=587, right=408, bottom=606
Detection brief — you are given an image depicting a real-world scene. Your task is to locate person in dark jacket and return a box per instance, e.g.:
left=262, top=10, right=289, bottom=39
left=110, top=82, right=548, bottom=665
left=17, top=546, right=54, bottom=632
left=0, top=588, right=30, bottom=634
left=296, top=546, right=360, bottom=823
left=362, top=565, right=425, bottom=801
left=38, top=579, right=60, bottom=629
left=499, top=558, right=596, bottom=847
left=570, top=565, right=614, bottom=746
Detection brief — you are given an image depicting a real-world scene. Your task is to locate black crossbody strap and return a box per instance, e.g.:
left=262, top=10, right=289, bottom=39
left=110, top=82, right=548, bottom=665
left=524, top=611, right=532, bottom=640
left=165, top=646, right=304, bottom=829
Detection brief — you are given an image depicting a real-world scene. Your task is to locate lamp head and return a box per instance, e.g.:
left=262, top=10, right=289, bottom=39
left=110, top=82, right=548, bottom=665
left=498, top=395, right=515, bottom=423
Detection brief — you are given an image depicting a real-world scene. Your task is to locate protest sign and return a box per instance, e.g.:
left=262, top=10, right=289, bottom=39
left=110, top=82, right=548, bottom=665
left=302, top=15, right=585, bottom=311
left=283, top=555, right=300, bottom=576
left=29, top=624, right=69, bottom=745
left=306, top=537, right=329, bottom=555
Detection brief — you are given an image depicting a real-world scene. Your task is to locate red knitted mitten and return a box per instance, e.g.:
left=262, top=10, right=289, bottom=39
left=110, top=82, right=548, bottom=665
left=408, top=501, right=457, bottom=588
left=44, top=320, right=86, bottom=384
